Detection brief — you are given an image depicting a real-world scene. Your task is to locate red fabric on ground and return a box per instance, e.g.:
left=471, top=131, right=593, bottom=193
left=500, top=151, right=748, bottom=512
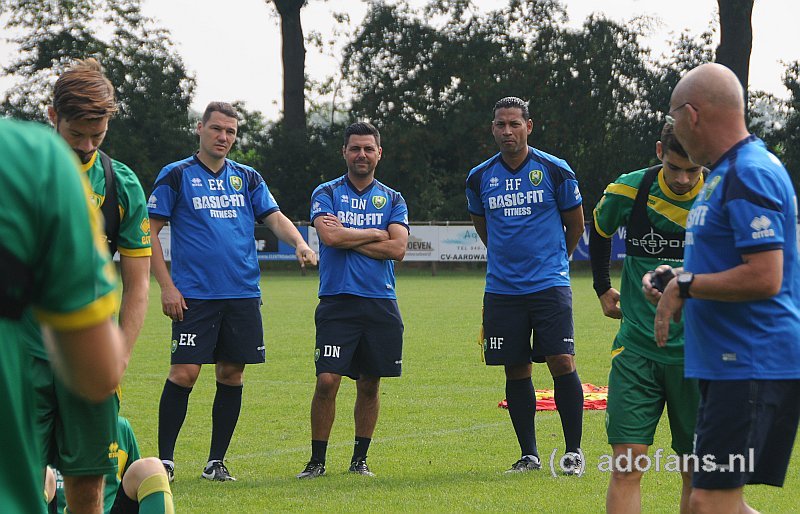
left=498, top=383, right=608, bottom=411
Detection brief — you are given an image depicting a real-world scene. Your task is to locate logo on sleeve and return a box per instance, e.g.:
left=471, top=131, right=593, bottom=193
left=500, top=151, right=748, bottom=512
left=574, top=185, right=581, bottom=201
left=147, top=194, right=157, bottom=209
left=704, top=175, right=721, bottom=200
left=529, top=169, right=543, bottom=186
left=372, top=195, right=387, bottom=209
left=140, top=218, right=151, bottom=235
left=229, top=176, right=243, bottom=191
left=312, top=201, right=322, bottom=215
left=750, top=215, right=775, bottom=239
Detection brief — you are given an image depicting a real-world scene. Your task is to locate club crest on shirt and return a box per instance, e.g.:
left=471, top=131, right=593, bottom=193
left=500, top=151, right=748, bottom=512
left=229, top=176, right=243, bottom=192
left=529, top=169, right=543, bottom=187
left=314, top=348, right=320, bottom=362
left=372, top=195, right=387, bottom=209
left=89, top=193, right=103, bottom=210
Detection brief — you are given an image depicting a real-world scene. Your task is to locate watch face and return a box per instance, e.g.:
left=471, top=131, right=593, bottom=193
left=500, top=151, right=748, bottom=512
left=678, top=273, right=693, bottom=283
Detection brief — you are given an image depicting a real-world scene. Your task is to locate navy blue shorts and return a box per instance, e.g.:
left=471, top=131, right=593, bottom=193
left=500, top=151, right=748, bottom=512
left=692, top=379, right=800, bottom=489
left=482, top=287, right=575, bottom=366
left=314, top=294, right=403, bottom=379
left=170, top=298, right=265, bottom=365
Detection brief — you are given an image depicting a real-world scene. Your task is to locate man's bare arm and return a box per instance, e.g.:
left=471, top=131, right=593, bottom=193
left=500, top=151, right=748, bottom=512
left=353, top=223, right=409, bottom=261
left=118, top=255, right=149, bottom=368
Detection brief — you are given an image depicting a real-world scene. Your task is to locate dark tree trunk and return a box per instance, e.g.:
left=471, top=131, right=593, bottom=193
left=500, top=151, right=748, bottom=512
left=273, top=0, right=307, bottom=135
left=715, top=0, right=754, bottom=102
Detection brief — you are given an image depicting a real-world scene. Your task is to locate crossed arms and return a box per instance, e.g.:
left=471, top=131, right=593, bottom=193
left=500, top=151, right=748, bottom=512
left=313, top=214, right=408, bottom=261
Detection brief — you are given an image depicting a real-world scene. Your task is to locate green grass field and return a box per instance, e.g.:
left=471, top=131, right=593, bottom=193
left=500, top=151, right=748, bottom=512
left=120, top=268, right=800, bottom=513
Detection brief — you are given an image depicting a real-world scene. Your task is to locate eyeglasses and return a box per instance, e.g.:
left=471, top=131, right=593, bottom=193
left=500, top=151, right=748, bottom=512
left=665, top=102, right=697, bottom=125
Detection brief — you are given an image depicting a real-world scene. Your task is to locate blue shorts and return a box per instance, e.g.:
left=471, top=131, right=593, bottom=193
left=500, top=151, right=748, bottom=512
left=482, top=287, right=575, bottom=366
left=314, top=294, right=404, bottom=379
left=170, top=298, right=265, bottom=365
left=692, top=379, right=800, bottom=489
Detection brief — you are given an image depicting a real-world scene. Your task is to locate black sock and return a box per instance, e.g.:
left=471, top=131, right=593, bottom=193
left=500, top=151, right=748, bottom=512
left=553, top=370, right=583, bottom=453
left=311, top=440, right=328, bottom=464
left=352, top=436, right=371, bottom=462
left=158, top=379, right=192, bottom=461
left=505, top=377, right=538, bottom=457
left=208, top=382, right=243, bottom=462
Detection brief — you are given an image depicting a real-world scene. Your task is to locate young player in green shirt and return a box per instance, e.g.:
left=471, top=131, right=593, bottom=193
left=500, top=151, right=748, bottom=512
left=590, top=123, right=705, bottom=514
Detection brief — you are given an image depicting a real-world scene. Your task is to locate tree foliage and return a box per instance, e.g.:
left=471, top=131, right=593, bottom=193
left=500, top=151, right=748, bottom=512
left=0, top=0, right=196, bottom=186
left=338, top=0, right=719, bottom=218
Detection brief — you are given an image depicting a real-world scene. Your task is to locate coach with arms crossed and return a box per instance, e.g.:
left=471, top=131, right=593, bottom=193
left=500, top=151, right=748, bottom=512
left=648, top=63, right=800, bottom=514
left=297, top=122, right=408, bottom=479
left=149, top=101, right=316, bottom=482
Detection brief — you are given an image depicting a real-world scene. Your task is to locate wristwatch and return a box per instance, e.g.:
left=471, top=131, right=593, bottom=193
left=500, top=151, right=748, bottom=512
left=677, top=272, right=694, bottom=299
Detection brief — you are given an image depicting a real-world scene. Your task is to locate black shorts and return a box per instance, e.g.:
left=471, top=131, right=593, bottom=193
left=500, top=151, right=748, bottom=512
left=314, top=295, right=404, bottom=379
left=170, top=298, right=265, bottom=365
left=692, top=379, right=800, bottom=489
left=482, top=287, right=575, bottom=366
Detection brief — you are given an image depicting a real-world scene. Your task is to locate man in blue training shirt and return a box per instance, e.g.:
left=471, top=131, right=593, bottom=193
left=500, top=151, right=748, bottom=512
left=466, top=97, right=585, bottom=474
left=649, top=63, right=800, bottom=514
left=297, top=122, right=409, bottom=479
left=149, top=101, right=317, bottom=482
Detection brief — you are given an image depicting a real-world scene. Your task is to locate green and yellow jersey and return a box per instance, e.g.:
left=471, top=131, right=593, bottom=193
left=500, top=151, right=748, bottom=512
left=593, top=166, right=704, bottom=364
left=25, top=149, right=151, bottom=361
left=0, top=119, right=117, bottom=514
left=80, top=151, right=152, bottom=258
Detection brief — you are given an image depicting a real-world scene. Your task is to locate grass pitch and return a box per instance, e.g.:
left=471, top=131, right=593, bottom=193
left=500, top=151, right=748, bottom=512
left=121, top=268, right=800, bottom=513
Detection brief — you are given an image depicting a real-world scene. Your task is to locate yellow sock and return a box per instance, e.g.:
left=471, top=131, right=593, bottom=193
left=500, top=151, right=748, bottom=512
left=137, top=474, right=174, bottom=514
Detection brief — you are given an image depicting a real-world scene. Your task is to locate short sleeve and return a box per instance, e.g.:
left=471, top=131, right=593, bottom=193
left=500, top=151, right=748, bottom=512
left=33, top=138, right=118, bottom=330
left=389, top=192, right=410, bottom=232
left=115, top=161, right=152, bottom=257
left=311, top=186, right=335, bottom=222
left=725, top=167, right=787, bottom=253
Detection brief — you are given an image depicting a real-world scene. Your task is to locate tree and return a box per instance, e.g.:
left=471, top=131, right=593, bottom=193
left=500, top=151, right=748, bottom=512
left=777, top=61, right=800, bottom=191
left=715, top=0, right=754, bottom=97
left=0, top=0, right=196, bottom=186
left=270, top=0, right=308, bottom=136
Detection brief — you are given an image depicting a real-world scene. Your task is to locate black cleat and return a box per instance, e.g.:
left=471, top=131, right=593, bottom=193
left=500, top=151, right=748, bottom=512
left=162, top=460, right=175, bottom=483
left=348, top=459, right=376, bottom=477
left=201, top=460, right=236, bottom=481
left=297, top=460, right=326, bottom=479
left=505, top=456, right=542, bottom=473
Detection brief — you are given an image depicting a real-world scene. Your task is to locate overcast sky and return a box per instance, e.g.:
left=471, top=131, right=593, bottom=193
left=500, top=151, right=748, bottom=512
left=1, top=0, right=798, bottom=119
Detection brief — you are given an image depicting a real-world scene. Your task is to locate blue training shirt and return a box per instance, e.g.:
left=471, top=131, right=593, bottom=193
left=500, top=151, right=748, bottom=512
left=148, top=155, right=279, bottom=299
left=311, top=175, right=409, bottom=299
left=466, top=146, right=582, bottom=294
left=683, top=136, right=800, bottom=380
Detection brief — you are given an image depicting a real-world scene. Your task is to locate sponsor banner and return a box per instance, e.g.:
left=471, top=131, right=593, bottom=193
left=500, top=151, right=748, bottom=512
left=151, top=221, right=759, bottom=263
left=255, top=224, right=309, bottom=261
left=437, top=226, right=487, bottom=261
left=404, top=226, right=438, bottom=262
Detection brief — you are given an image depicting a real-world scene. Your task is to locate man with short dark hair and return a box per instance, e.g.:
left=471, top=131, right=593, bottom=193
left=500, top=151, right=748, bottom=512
left=149, top=101, right=317, bottom=482
left=466, top=97, right=585, bottom=474
left=650, top=62, right=800, bottom=514
left=591, top=123, right=704, bottom=513
left=297, top=121, right=409, bottom=479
